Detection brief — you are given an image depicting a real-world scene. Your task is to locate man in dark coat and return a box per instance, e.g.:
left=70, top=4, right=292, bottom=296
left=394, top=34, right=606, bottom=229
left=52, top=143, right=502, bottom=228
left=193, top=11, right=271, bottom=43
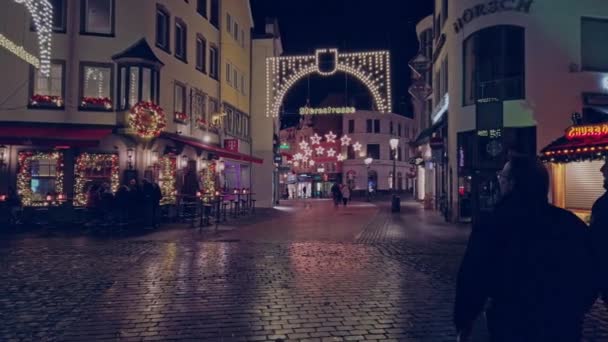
left=591, top=160, right=608, bottom=305
left=330, top=182, right=341, bottom=208
left=454, top=156, right=596, bottom=342
left=151, top=180, right=163, bottom=228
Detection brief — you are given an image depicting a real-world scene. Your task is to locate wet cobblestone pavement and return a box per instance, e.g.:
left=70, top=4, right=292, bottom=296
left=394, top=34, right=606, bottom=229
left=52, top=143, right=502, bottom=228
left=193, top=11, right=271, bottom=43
left=1, top=200, right=607, bottom=341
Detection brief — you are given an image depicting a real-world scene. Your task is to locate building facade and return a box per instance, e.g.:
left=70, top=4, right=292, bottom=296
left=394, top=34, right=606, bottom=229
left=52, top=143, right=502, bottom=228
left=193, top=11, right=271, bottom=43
left=428, top=0, right=608, bottom=223
left=0, top=0, right=261, bottom=208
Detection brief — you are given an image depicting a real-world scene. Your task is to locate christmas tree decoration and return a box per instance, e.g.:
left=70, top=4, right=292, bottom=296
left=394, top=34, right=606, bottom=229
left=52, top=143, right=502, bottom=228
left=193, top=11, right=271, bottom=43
left=325, top=131, right=337, bottom=143
left=73, top=153, right=119, bottom=206
left=327, top=148, right=337, bottom=157
left=310, top=133, right=322, bottom=145
left=128, top=101, right=167, bottom=139
left=340, top=135, right=352, bottom=146
left=159, top=156, right=176, bottom=205
left=17, top=151, right=63, bottom=207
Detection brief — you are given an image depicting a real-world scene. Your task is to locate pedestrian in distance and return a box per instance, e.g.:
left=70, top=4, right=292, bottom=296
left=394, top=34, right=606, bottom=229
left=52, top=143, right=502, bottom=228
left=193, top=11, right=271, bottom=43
left=454, top=155, right=596, bottom=342
left=590, top=159, right=608, bottom=307
left=330, top=182, right=342, bottom=208
left=151, top=180, right=163, bottom=228
left=341, top=184, right=350, bottom=207
left=302, top=185, right=307, bottom=199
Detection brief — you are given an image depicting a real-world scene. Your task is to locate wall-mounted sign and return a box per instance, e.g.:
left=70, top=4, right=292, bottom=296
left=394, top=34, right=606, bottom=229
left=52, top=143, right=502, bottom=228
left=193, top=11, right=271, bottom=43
left=453, top=0, right=534, bottom=34
left=566, top=124, right=608, bottom=140
left=224, top=139, right=239, bottom=152
left=299, top=107, right=356, bottom=115
left=409, top=80, right=433, bottom=102
left=279, top=143, right=290, bottom=150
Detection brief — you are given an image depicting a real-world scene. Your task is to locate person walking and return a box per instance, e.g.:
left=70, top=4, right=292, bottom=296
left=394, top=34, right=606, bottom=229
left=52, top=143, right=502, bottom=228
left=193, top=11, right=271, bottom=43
left=341, top=184, right=350, bottom=207
left=331, top=182, right=342, bottom=208
left=591, top=160, right=608, bottom=307
left=302, top=185, right=307, bottom=199
left=151, top=180, right=163, bottom=228
left=454, top=156, right=596, bottom=342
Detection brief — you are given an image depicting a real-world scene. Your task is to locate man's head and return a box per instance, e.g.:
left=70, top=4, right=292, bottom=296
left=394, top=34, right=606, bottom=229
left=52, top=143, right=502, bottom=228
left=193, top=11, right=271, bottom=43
left=498, top=156, right=549, bottom=202
left=601, top=159, right=608, bottom=190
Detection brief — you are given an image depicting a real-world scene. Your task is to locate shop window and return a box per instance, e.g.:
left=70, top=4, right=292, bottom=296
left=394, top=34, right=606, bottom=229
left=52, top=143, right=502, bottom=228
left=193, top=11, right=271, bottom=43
left=156, top=5, right=170, bottom=52
left=118, top=64, right=159, bottom=110
left=73, top=153, right=119, bottom=206
left=210, top=0, right=219, bottom=28
left=81, top=0, right=114, bottom=36
left=174, top=18, right=187, bottom=62
left=582, top=17, right=608, bottom=71
left=463, top=25, right=525, bottom=105
left=79, top=63, right=113, bottom=110
left=17, top=151, right=63, bottom=206
left=29, top=61, right=65, bottom=109
left=196, top=35, right=207, bottom=73
left=197, top=0, right=207, bottom=18
left=174, top=82, right=187, bottom=123
left=367, top=144, right=380, bottom=160
left=209, top=45, right=219, bottom=79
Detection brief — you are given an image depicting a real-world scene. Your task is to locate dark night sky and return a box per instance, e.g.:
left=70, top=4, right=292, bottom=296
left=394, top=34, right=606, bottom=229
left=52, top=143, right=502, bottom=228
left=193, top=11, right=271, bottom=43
left=251, top=0, right=433, bottom=126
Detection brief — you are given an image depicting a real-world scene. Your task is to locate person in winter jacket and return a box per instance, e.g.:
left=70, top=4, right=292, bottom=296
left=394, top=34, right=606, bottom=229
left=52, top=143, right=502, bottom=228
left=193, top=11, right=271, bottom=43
left=591, top=160, right=608, bottom=306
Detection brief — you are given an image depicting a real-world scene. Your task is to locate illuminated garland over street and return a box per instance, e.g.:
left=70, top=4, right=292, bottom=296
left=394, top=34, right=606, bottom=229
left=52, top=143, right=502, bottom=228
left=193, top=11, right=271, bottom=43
left=299, top=107, right=356, bottom=115
left=17, top=151, right=63, bottom=206
left=128, top=101, right=167, bottom=138
left=11, top=0, right=53, bottom=75
left=73, top=153, right=119, bottom=206
left=266, top=48, right=392, bottom=118
left=159, top=156, right=176, bottom=205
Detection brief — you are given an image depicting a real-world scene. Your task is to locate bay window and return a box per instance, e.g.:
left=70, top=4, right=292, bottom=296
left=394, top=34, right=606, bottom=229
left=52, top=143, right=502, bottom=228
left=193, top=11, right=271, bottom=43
left=80, top=63, right=113, bottom=110
left=117, top=64, right=160, bottom=110
left=463, top=25, right=525, bottom=105
left=81, top=0, right=114, bottom=36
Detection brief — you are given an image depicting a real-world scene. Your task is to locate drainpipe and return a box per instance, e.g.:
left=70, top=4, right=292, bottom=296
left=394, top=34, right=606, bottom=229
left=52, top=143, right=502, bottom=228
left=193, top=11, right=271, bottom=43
left=248, top=26, right=253, bottom=192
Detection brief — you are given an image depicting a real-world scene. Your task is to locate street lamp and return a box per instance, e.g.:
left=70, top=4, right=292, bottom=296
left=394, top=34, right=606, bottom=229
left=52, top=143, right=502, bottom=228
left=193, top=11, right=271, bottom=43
left=364, top=157, right=373, bottom=202
left=389, top=138, right=400, bottom=212
left=181, top=155, right=189, bottom=169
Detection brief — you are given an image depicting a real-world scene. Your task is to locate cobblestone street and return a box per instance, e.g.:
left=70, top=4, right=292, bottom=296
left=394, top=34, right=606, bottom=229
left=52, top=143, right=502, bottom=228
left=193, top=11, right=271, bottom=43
left=1, top=199, right=607, bottom=341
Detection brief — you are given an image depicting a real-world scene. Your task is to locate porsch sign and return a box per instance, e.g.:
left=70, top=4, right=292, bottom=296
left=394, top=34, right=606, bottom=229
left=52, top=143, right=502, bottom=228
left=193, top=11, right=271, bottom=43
left=453, top=0, right=534, bottom=34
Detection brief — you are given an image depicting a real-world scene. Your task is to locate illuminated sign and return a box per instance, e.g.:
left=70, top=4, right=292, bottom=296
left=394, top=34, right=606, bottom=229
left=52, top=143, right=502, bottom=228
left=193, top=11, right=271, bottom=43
left=299, top=107, right=356, bottom=115
left=453, top=0, right=533, bottom=34
left=477, top=129, right=502, bottom=138
left=566, top=124, right=608, bottom=140
left=279, top=143, right=290, bottom=150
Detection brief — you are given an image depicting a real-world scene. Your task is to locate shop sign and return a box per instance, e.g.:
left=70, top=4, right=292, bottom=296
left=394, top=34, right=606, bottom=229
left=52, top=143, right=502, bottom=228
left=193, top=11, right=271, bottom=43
left=279, top=142, right=290, bottom=150
left=224, top=139, right=239, bottom=152
left=409, top=80, right=433, bottom=102
left=566, top=124, right=608, bottom=140
left=453, top=0, right=534, bottom=34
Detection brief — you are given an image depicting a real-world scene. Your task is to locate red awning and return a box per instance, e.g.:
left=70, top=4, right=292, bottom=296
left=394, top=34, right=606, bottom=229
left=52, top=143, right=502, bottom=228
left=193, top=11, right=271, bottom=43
left=163, top=133, right=263, bottom=164
left=0, top=125, right=112, bottom=147
left=541, top=125, right=608, bottom=162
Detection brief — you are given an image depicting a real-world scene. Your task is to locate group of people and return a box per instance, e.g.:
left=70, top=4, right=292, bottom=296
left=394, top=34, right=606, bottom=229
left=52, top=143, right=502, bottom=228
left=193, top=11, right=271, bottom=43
left=87, top=178, right=162, bottom=228
left=454, top=155, right=608, bottom=341
left=330, top=182, right=351, bottom=207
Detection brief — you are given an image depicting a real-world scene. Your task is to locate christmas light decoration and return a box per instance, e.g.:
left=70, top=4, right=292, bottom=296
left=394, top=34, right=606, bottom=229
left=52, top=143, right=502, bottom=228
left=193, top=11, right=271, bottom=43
left=73, top=153, right=119, bottom=206
left=30, top=94, right=63, bottom=107
left=294, top=161, right=300, bottom=167
left=17, top=151, right=63, bottom=207
left=128, top=101, right=167, bottom=138
left=353, top=142, right=362, bottom=151
left=327, top=148, right=337, bottom=157
left=309, top=160, right=315, bottom=166
left=294, top=153, right=303, bottom=161
left=337, top=154, right=346, bottom=162
left=159, top=156, right=177, bottom=205
left=299, top=141, right=309, bottom=150
left=266, top=49, right=392, bottom=118
left=299, top=106, right=356, bottom=115
left=10, top=0, right=53, bottom=76
left=325, top=131, right=337, bottom=143
left=341, top=135, right=352, bottom=146
left=304, top=148, right=313, bottom=157
left=80, top=97, right=112, bottom=109
left=310, top=133, right=322, bottom=145
left=315, top=146, right=325, bottom=156
left=174, top=111, right=189, bottom=123
left=566, top=123, right=608, bottom=140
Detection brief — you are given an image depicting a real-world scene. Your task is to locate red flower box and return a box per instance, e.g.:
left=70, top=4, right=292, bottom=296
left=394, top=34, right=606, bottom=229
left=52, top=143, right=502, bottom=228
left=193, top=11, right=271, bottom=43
left=81, top=97, right=112, bottom=110
left=30, top=94, right=63, bottom=107
left=174, top=112, right=189, bottom=123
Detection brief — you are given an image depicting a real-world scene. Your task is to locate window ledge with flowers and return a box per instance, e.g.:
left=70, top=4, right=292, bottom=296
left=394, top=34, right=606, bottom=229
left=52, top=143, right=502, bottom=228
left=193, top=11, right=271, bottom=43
left=195, top=116, right=220, bottom=133
left=174, top=111, right=189, bottom=124
left=28, top=95, right=64, bottom=109
left=79, top=97, right=113, bottom=111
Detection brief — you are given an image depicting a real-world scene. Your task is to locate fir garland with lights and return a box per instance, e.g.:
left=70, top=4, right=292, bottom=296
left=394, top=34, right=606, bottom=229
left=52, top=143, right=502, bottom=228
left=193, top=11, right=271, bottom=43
left=17, top=151, right=64, bottom=206
left=159, top=156, right=177, bottom=205
left=73, top=153, right=119, bottom=206
left=200, top=162, right=217, bottom=202
left=128, top=101, right=167, bottom=138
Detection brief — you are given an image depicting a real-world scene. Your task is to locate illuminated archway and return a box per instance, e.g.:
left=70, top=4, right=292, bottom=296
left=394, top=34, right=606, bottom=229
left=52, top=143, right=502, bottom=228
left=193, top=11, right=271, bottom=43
left=2, top=0, right=53, bottom=75
left=266, top=48, right=392, bottom=117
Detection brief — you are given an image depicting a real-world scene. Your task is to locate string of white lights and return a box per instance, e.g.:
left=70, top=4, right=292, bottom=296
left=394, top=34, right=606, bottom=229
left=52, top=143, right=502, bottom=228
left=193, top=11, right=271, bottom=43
left=12, top=0, right=52, bottom=76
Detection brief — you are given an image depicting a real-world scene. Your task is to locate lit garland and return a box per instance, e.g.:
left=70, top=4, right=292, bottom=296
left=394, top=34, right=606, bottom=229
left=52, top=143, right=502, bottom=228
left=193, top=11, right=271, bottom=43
left=0, top=33, right=40, bottom=69
left=30, top=94, right=63, bottom=107
left=12, top=0, right=53, bottom=76
left=80, top=97, right=112, bottom=110
left=266, top=48, right=392, bottom=117
left=17, top=151, right=63, bottom=206
left=73, top=153, right=119, bottom=206
left=159, top=156, right=176, bottom=205
left=128, top=101, right=167, bottom=138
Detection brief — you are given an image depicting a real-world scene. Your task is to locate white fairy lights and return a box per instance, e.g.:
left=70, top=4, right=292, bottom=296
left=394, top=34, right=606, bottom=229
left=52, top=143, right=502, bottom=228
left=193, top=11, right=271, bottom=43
left=325, top=131, right=337, bottom=143
left=310, top=134, right=322, bottom=145
left=10, top=0, right=53, bottom=76
left=266, top=49, right=392, bottom=118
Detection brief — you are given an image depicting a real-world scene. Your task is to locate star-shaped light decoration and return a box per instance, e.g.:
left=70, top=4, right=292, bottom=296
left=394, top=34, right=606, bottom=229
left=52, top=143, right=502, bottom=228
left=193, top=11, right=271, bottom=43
left=326, top=148, right=337, bottom=157
left=336, top=154, right=346, bottom=162
left=310, top=133, right=322, bottom=145
left=293, top=161, right=300, bottom=167
left=302, top=156, right=309, bottom=163
left=352, top=142, right=362, bottom=152
left=309, top=160, right=315, bottom=166
left=304, top=148, right=313, bottom=157
left=294, top=153, right=303, bottom=161
left=315, top=146, right=325, bottom=156
left=325, top=131, right=337, bottom=143
left=299, top=141, right=309, bottom=150
left=340, top=135, right=352, bottom=146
